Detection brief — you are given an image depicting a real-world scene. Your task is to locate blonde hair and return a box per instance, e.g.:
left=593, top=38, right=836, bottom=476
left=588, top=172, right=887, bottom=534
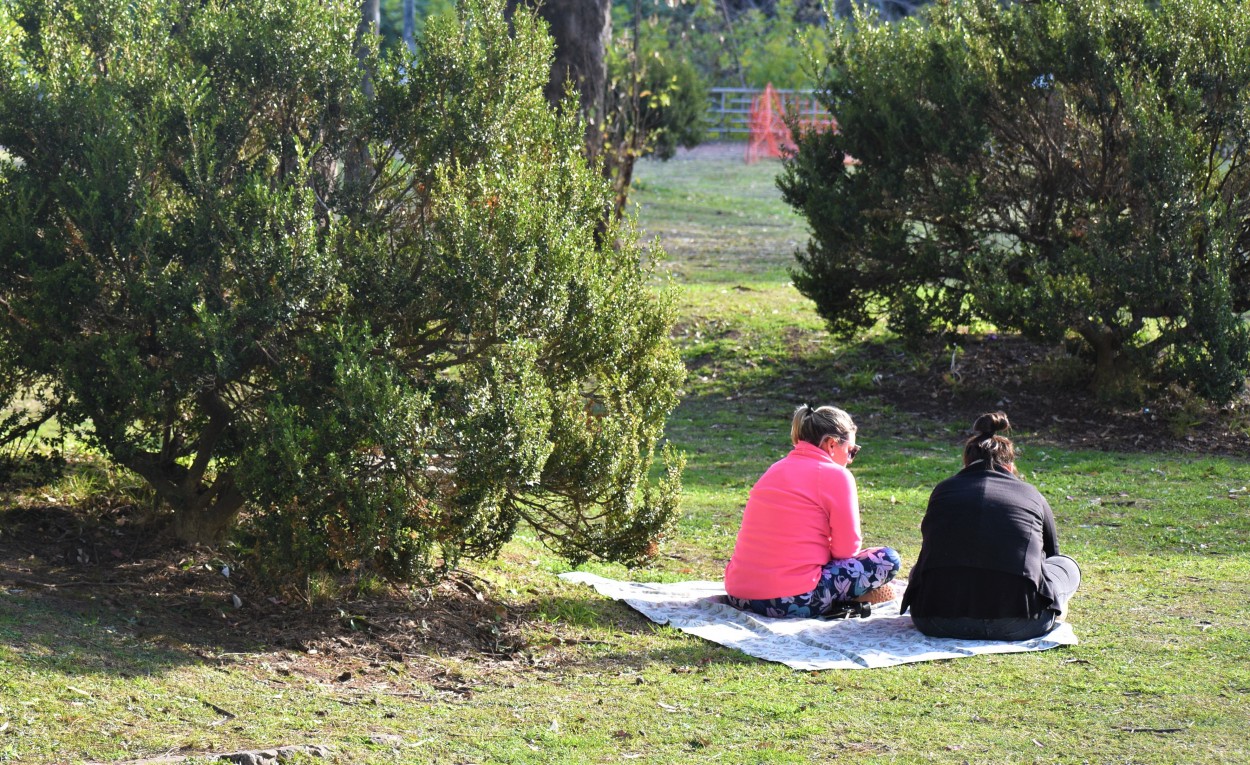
left=791, top=404, right=856, bottom=447
left=963, top=411, right=1017, bottom=467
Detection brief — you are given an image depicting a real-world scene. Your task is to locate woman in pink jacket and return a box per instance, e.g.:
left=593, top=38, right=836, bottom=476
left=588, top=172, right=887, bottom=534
left=724, top=404, right=900, bottom=618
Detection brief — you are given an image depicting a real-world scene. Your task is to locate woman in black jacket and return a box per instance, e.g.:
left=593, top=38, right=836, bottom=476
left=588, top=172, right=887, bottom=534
left=902, top=412, right=1081, bottom=640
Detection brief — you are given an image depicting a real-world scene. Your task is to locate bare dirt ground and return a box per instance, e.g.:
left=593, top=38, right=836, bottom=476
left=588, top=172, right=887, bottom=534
left=0, top=501, right=544, bottom=684
left=867, top=333, right=1250, bottom=456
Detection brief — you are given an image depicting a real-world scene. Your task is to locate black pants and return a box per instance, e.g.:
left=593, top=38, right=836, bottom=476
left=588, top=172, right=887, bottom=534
left=912, top=555, right=1082, bottom=641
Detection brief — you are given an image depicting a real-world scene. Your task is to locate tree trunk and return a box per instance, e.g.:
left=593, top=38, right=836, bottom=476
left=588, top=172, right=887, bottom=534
left=612, top=149, right=638, bottom=220
left=124, top=454, right=246, bottom=544
left=506, top=0, right=611, bottom=159
left=717, top=0, right=749, bottom=88
left=358, top=0, right=380, bottom=95
left=403, top=0, right=416, bottom=55
left=1081, top=323, right=1131, bottom=398
left=169, top=478, right=246, bottom=545
left=346, top=0, right=381, bottom=190
left=109, top=390, right=245, bottom=545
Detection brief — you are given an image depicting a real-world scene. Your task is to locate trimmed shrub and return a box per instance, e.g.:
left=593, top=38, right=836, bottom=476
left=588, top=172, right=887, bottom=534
left=782, top=0, right=1250, bottom=401
left=0, top=0, right=684, bottom=583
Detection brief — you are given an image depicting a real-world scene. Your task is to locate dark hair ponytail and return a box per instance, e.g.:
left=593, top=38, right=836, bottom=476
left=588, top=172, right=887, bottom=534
left=963, top=411, right=1016, bottom=468
left=791, top=403, right=855, bottom=447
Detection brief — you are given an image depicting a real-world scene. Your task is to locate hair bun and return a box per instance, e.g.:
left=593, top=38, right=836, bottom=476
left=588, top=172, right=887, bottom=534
left=972, top=411, right=1010, bottom=437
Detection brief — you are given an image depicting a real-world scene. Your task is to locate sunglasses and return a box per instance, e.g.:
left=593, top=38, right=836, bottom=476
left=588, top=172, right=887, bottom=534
left=823, top=437, right=861, bottom=460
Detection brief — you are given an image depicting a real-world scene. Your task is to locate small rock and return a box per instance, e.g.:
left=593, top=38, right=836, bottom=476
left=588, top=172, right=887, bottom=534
left=275, top=745, right=329, bottom=761
left=219, top=744, right=330, bottom=764
left=221, top=752, right=274, bottom=765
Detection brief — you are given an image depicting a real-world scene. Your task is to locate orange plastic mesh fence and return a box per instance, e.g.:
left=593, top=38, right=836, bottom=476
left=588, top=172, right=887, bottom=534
left=745, top=83, right=841, bottom=164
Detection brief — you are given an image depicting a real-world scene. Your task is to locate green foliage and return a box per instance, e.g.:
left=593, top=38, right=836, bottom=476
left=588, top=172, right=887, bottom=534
left=615, top=0, right=831, bottom=90
left=781, top=0, right=1250, bottom=402
left=599, top=6, right=708, bottom=217
left=0, top=0, right=684, bottom=584
left=377, top=0, right=455, bottom=52
left=609, top=44, right=706, bottom=161
left=604, top=10, right=707, bottom=161
left=728, top=0, right=832, bottom=89
left=2, top=118, right=1250, bottom=765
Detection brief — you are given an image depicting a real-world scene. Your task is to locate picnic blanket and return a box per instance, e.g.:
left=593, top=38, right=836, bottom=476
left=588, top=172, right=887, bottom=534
left=560, top=572, right=1078, bottom=670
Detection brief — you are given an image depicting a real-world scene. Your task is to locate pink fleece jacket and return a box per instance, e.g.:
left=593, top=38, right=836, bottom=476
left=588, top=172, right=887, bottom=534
left=723, top=441, right=863, bottom=600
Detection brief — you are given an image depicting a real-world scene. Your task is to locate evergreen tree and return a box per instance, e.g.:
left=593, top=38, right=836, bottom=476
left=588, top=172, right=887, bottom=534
left=782, top=0, right=1250, bottom=401
left=0, top=0, right=684, bottom=582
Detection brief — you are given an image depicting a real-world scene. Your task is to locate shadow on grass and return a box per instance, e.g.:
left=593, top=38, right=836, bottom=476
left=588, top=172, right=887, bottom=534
left=527, top=594, right=761, bottom=670
left=0, top=503, right=565, bottom=682
left=0, top=505, right=275, bottom=678
left=0, top=589, right=207, bottom=678
left=563, top=640, right=763, bottom=673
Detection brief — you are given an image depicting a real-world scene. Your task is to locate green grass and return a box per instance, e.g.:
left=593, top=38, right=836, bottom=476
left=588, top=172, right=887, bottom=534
left=2, top=151, right=1250, bottom=764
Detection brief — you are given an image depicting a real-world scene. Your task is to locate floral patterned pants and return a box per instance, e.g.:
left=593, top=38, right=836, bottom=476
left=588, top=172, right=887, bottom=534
left=726, top=546, right=902, bottom=619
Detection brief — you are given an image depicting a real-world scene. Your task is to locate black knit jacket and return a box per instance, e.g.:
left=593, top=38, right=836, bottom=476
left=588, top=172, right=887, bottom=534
left=901, top=462, right=1060, bottom=620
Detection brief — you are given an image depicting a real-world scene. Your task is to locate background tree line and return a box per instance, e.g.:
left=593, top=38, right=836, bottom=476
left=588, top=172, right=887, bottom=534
left=478, top=0, right=1250, bottom=403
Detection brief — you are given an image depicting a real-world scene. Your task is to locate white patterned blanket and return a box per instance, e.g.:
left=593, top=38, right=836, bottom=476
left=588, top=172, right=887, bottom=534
left=560, top=572, right=1077, bottom=671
